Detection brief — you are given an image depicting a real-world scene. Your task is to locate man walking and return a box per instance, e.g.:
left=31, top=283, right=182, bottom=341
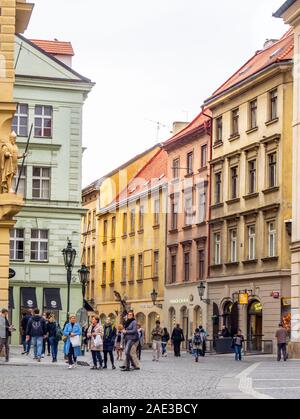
left=26, top=308, right=47, bottom=362
left=21, top=310, right=32, bottom=355
left=275, top=323, right=288, bottom=362
left=121, top=310, right=140, bottom=372
left=171, top=324, right=185, bottom=357
left=0, top=309, right=12, bottom=362
left=151, top=320, right=163, bottom=362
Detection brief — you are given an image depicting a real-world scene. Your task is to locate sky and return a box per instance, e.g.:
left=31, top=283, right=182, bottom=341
left=25, top=0, right=288, bottom=187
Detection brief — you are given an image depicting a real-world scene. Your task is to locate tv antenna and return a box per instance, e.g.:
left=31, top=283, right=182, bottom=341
left=145, top=119, right=169, bottom=140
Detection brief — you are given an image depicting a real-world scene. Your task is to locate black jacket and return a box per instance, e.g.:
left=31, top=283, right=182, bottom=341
left=171, top=327, right=184, bottom=342
left=21, top=314, right=32, bottom=335
left=26, top=316, right=47, bottom=337
left=46, top=322, right=58, bottom=338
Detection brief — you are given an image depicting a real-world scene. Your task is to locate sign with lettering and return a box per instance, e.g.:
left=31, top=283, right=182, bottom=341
left=239, top=293, right=249, bottom=305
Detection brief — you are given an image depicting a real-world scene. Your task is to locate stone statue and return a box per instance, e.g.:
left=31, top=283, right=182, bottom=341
left=0, top=131, right=27, bottom=194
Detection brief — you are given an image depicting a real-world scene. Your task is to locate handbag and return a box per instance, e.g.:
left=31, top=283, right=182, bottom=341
left=70, top=334, right=80, bottom=348
left=93, top=334, right=102, bottom=347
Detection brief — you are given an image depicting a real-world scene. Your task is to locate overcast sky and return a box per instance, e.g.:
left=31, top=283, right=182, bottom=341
left=26, top=0, right=287, bottom=187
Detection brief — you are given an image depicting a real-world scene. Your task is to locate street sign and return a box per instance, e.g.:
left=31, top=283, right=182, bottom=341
left=76, top=308, right=88, bottom=327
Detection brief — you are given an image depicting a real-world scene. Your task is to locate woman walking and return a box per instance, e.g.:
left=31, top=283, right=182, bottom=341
left=161, top=327, right=170, bottom=357
left=103, top=317, right=116, bottom=370
left=115, top=324, right=124, bottom=361
left=87, top=316, right=103, bottom=370
left=137, top=324, right=144, bottom=361
left=47, top=314, right=61, bottom=363
left=232, top=329, right=245, bottom=361
left=63, top=315, right=81, bottom=369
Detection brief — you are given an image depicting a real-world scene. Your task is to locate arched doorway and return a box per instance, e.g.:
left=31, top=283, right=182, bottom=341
left=247, top=300, right=263, bottom=351
left=168, top=307, right=176, bottom=333
left=148, top=312, right=160, bottom=345
left=100, top=313, right=106, bottom=325
left=136, top=312, right=146, bottom=329
left=223, top=301, right=238, bottom=336
left=180, top=306, right=189, bottom=347
left=213, top=303, right=220, bottom=340
left=193, top=306, right=202, bottom=331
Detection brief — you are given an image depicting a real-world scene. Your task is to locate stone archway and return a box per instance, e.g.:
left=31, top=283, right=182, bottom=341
left=247, top=299, right=263, bottom=352
left=99, top=313, right=106, bottom=326
left=168, top=307, right=176, bottom=333
left=180, top=306, right=189, bottom=346
left=193, top=305, right=203, bottom=332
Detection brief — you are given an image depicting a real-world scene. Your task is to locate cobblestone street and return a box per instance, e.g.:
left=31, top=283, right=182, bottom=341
left=1, top=347, right=300, bottom=399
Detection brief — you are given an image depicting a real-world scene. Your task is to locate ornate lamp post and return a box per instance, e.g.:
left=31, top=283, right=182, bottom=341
left=151, top=289, right=163, bottom=309
left=62, top=240, right=76, bottom=321
left=197, top=282, right=210, bottom=305
left=78, top=264, right=90, bottom=306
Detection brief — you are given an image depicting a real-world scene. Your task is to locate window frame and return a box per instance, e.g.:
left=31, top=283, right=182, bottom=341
left=30, top=229, right=49, bottom=262
left=32, top=167, right=51, bottom=200
left=10, top=228, right=25, bottom=261
left=34, top=105, right=53, bottom=138
left=12, top=103, right=28, bottom=137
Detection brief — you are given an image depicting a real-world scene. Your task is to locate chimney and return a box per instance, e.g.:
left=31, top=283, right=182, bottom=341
left=263, top=39, right=279, bottom=49
left=172, top=121, right=189, bottom=135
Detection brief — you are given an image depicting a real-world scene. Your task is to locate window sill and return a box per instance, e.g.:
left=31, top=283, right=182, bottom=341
left=196, top=221, right=206, bottom=227
left=109, top=282, right=115, bottom=287
left=153, top=224, right=160, bottom=230
left=102, top=241, right=107, bottom=246
left=225, top=262, right=239, bottom=267
left=128, top=280, right=135, bottom=285
left=261, top=256, right=279, bottom=263
left=34, top=136, right=53, bottom=140
left=30, top=260, right=49, bottom=264
left=152, top=276, right=159, bottom=282
left=182, top=225, right=192, bottom=231
left=211, top=203, right=224, bottom=210
left=265, top=118, right=279, bottom=127
left=213, top=141, right=223, bottom=149
left=137, top=229, right=144, bottom=234
left=184, top=173, right=194, bottom=179
left=198, top=166, right=208, bottom=173
left=226, top=198, right=240, bottom=205
left=228, top=134, right=240, bottom=142
left=120, top=280, right=127, bottom=285
left=101, top=283, right=106, bottom=288
left=242, top=259, right=258, bottom=265
left=262, top=186, right=279, bottom=195
left=243, top=192, right=259, bottom=200
left=10, top=259, right=25, bottom=263
left=121, top=234, right=127, bottom=239
left=136, top=278, right=143, bottom=284
left=210, top=264, right=223, bottom=269
left=110, top=238, right=116, bottom=243
left=129, top=232, right=135, bottom=237
left=169, top=229, right=178, bottom=234
left=246, top=127, right=259, bottom=135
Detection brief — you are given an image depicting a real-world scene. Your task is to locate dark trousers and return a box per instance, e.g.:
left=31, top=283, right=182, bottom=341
left=92, top=350, right=103, bottom=367
left=68, top=344, right=77, bottom=365
left=0, top=337, right=9, bottom=361
left=43, top=337, right=51, bottom=355
left=277, top=343, right=287, bottom=361
left=21, top=335, right=31, bottom=354
left=103, top=350, right=114, bottom=367
left=48, top=336, right=58, bottom=361
left=173, top=340, right=181, bottom=357
left=137, top=343, right=142, bottom=360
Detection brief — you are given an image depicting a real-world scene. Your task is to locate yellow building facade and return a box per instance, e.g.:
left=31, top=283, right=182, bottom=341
left=0, top=0, right=34, bottom=308
left=204, top=32, right=293, bottom=351
left=95, top=149, right=167, bottom=344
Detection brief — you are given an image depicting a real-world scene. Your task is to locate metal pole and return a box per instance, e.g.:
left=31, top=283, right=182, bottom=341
left=66, top=268, right=71, bottom=321
left=16, top=124, right=33, bottom=193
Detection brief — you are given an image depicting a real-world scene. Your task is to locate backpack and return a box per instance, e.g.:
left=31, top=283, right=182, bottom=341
left=55, top=324, right=63, bottom=342
left=31, top=319, right=43, bottom=335
left=193, top=334, right=202, bottom=346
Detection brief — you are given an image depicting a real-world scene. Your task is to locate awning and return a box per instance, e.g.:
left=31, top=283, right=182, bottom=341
left=21, top=288, right=37, bottom=309
left=84, top=299, right=94, bottom=312
left=44, top=288, right=62, bottom=311
left=8, top=287, right=14, bottom=309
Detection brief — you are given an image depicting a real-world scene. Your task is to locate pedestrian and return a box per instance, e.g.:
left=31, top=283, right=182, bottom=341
left=115, top=324, right=124, bottom=361
left=219, top=325, right=231, bottom=338
left=21, top=310, right=32, bottom=355
left=161, top=327, right=170, bottom=357
left=63, top=315, right=82, bottom=369
left=0, top=308, right=14, bottom=362
left=192, top=328, right=203, bottom=362
left=232, top=329, right=245, bottom=361
left=171, top=324, right=185, bottom=357
left=151, top=320, right=163, bottom=362
left=46, top=314, right=62, bottom=363
left=275, top=323, right=288, bottom=362
left=103, top=317, right=116, bottom=370
left=199, top=325, right=207, bottom=357
left=120, top=310, right=140, bottom=372
left=26, top=308, right=47, bottom=362
left=87, top=316, right=103, bottom=370
left=42, top=312, right=51, bottom=358
left=136, top=324, right=144, bottom=361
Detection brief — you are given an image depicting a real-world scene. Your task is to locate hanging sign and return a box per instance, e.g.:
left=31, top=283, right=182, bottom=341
left=239, top=293, right=249, bottom=305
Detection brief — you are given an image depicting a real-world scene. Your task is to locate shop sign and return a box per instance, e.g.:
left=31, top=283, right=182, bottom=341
left=238, top=293, right=249, bottom=305
left=282, top=298, right=291, bottom=307
left=169, top=298, right=189, bottom=305
left=271, top=291, right=280, bottom=299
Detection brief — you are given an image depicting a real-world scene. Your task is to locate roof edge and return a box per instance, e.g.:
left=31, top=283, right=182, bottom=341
left=273, top=0, right=297, bottom=17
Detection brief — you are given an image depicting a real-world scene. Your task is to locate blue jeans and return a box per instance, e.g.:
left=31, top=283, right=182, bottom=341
left=22, top=335, right=31, bottom=353
left=234, top=345, right=242, bottom=361
left=32, top=336, right=44, bottom=359
left=161, top=342, right=167, bottom=355
left=49, top=336, right=58, bottom=360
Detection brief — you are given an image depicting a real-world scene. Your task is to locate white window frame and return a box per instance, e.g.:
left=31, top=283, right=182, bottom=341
left=153, top=251, right=159, bottom=277
left=32, top=167, right=51, bottom=200
left=268, top=222, right=276, bottom=257
left=248, top=225, right=256, bottom=260
left=214, top=233, right=221, bottom=265
left=12, top=104, right=28, bottom=137
left=122, top=258, right=127, bottom=282
left=154, top=199, right=160, bottom=225
left=30, top=229, right=48, bottom=262
left=10, top=228, right=25, bottom=261
left=34, top=105, right=53, bottom=138
left=230, top=229, right=237, bottom=263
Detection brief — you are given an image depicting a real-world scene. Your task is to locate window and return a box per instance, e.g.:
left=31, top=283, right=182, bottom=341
left=187, top=152, right=193, bottom=175
left=173, top=158, right=180, bottom=179
left=13, top=166, right=26, bottom=197
left=103, top=220, right=108, bottom=241
left=34, top=105, right=53, bottom=137
left=30, top=229, right=48, bottom=262
left=122, top=213, right=127, bottom=235
left=10, top=229, right=24, bottom=261
left=184, top=252, right=190, bottom=282
left=229, top=229, right=237, bottom=263
left=248, top=160, right=256, bottom=194
left=130, top=256, right=135, bottom=281
left=171, top=199, right=178, bottom=230
left=231, top=166, right=238, bottom=199
left=111, top=216, right=116, bottom=239
left=12, top=104, right=28, bottom=137
left=122, top=258, right=127, bottom=282
left=268, top=153, right=277, bottom=188
left=215, top=172, right=222, bottom=204
left=248, top=225, right=256, bottom=260
left=249, top=99, right=258, bottom=129
left=268, top=222, right=276, bottom=257
left=154, top=198, right=160, bottom=225
left=102, top=263, right=107, bottom=283
left=201, top=144, right=207, bottom=167
left=171, top=254, right=177, bottom=284
left=32, top=167, right=50, bottom=199
left=198, top=191, right=206, bottom=223
left=185, top=195, right=193, bottom=226
left=216, top=116, right=223, bottom=142
left=270, top=89, right=278, bottom=120
left=110, top=261, right=115, bottom=283
left=214, top=233, right=221, bottom=265
left=138, top=254, right=143, bottom=280
left=138, top=205, right=144, bottom=230
left=153, top=251, right=159, bottom=277
left=232, top=108, right=239, bottom=136
left=130, top=209, right=135, bottom=233
left=198, top=250, right=205, bottom=280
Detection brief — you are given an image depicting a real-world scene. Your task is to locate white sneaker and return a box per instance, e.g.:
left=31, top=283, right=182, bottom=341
left=68, top=365, right=74, bottom=369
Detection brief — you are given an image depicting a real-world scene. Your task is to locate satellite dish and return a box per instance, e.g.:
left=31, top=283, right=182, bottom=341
left=76, top=308, right=88, bottom=327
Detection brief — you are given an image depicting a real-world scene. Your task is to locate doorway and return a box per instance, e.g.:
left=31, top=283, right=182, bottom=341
left=247, top=300, right=263, bottom=351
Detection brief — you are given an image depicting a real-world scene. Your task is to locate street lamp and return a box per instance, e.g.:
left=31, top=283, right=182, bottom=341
left=62, top=240, right=76, bottom=321
left=78, top=264, right=90, bottom=304
left=197, top=282, right=210, bottom=305
left=151, top=289, right=163, bottom=309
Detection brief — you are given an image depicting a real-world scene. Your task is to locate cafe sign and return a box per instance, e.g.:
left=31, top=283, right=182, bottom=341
left=238, top=293, right=249, bottom=305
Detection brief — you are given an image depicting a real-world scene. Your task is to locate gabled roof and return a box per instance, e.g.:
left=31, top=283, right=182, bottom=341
left=103, top=148, right=168, bottom=211
left=30, top=39, right=74, bottom=56
left=273, top=0, right=297, bottom=17
left=204, top=29, right=294, bottom=104
left=163, top=110, right=211, bottom=149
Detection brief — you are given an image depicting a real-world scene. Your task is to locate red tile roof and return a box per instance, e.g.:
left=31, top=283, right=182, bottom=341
left=30, top=39, right=74, bottom=56
left=163, top=110, right=211, bottom=148
left=205, top=29, right=294, bottom=102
